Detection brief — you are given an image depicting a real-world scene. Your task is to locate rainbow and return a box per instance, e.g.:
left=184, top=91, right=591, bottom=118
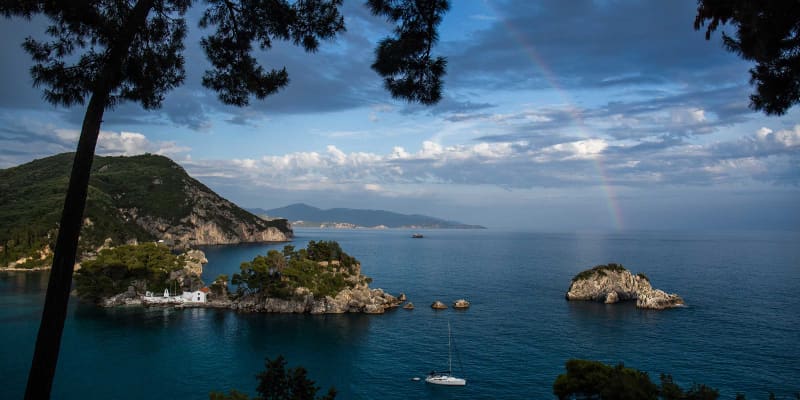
left=486, top=4, right=625, bottom=230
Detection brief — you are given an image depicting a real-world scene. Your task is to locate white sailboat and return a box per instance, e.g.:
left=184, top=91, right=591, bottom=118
left=425, top=322, right=466, bottom=386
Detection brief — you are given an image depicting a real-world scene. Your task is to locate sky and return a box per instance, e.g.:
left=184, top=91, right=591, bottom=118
left=1, top=0, right=799, bottom=231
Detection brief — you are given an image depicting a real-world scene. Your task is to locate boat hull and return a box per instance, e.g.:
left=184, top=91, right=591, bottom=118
left=425, top=375, right=466, bottom=386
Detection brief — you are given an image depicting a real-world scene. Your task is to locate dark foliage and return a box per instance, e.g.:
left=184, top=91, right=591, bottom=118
left=8, top=0, right=190, bottom=109
left=210, top=355, right=335, bottom=400
left=368, top=0, right=449, bottom=104
left=200, top=0, right=345, bottom=106
left=553, top=359, right=659, bottom=400
left=73, top=243, right=183, bottom=302
left=695, top=1, right=800, bottom=115
left=552, top=360, right=800, bottom=399
left=232, top=241, right=360, bottom=299
left=571, top=263, right=628, bottom=282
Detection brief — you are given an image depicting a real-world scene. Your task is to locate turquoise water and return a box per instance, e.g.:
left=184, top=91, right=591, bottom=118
left=1, top=229, right=799, bottom=399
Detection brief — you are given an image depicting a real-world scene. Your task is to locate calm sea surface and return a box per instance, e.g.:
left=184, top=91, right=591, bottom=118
left=1, top=229, right=799, bottom=399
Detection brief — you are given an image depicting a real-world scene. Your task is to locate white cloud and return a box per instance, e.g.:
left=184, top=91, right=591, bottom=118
left=54, top=129, right=80, bottom=141
left=756, top=125, right=800, bottom=148
left=96, top=130, right=190, bottom=156
left=175, top=119, right=800, bottom=200
left=670, top=108, right=707, bottom=124
left=539, top=138, right=608, bottom=161
left=233, top=158, right=258, bottom=169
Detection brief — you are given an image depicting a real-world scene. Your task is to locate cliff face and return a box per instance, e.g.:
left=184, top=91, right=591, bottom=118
left=566, top=264, right=684, bottom=310
left=231, top=284, right=400, bottom=314
left=121, top=181, right=291, bottom=247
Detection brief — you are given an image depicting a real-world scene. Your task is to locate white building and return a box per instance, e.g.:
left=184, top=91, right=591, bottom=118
left=181, top=288, right=209, bottom=303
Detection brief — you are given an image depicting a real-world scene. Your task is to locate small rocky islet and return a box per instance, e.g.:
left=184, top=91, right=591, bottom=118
left=565, top=263, right=684, bottom=310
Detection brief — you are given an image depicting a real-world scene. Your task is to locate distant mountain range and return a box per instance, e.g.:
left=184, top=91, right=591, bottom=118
left=250, top=203, right=486, bottom=229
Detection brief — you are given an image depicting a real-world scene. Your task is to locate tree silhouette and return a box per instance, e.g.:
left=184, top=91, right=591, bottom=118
left=255, top=355, right=336, bottom=400
left=553, top=359, right=659, bottom=400
left=210, top=355, right=335, bottom=400
left=694, top=0, right=800, bottom=115
left=0, top=1, right=449, bottom=398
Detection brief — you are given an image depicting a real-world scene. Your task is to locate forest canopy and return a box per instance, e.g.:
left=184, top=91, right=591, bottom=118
left=232, top=240, right=363, bottom=299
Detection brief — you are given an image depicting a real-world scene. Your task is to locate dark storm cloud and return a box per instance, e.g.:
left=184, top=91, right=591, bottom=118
left=196, top=0, right=396, bottom=122
left=0, top=115, right=74, bottom=166
left=402, top=95, right=496, bottom=116
left=443, top=0, right=749, bottom=91
left=609, top=135, right=687, bottom=155
left=0, top=2, right=397, bottom=128
left=0, top=16, right=52, bottom=110
left=598, top=86, right=751, bottom=119
left=0, top=1, right=758, bottom=130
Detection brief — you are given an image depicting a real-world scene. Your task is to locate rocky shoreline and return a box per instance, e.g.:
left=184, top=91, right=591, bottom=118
left=100, top=284, right=403, bottom=314
left=95, top=245, right=404, bottom=315
left=566, top=264, right=684, bottom=310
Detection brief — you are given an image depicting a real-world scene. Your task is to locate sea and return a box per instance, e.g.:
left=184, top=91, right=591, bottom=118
left=1, top=229, right=799, bottom=399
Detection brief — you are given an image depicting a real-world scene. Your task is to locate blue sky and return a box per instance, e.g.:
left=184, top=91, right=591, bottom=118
left=1, top=0, right=799, bottom=231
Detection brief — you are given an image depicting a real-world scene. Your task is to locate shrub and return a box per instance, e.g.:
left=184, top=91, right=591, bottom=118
left=74, top=243, right=183, bottom=301
left=233, top=241, right=361, bottom=299
left=571, top=263, right=629, bottom=282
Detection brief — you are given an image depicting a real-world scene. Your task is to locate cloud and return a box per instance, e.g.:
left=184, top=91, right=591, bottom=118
left=712, top=125, right=800, bottom=159
left=0, top=118, right=190, bottom=166
left=0, top=2, right=400, bottom=129
left=539, top=138, right=608, bottom=161
left=94, top=130, right=191, bottom=156
left=180, top=123, right=800, bottom=199
left=443, top=0, right=750, bottom=91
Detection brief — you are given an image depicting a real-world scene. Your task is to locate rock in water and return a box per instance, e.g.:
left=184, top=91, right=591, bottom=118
left=431, top=300, right=447, bottom=309
left=566, top=264, right=684, bottom=310
left=453, top=299, right=470, bottom=309
left=636, top=289, right=684, bottom=309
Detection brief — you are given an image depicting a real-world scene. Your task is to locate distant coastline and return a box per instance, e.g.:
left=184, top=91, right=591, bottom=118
left=250, top=203, right=486, bottom=229
left=290, top=221, right=487, bottom=230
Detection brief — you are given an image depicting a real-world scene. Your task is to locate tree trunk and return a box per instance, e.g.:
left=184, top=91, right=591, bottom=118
left=24, top=90, right=108, bottom=400
left=23, top=0, right=155, bottom=397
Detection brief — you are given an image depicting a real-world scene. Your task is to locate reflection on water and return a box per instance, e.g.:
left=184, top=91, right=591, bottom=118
left=0, top=271, right=49, bottom=324
left=567, top=300, right=668, bottom=324
left=0, top=270, right=49, bottom=296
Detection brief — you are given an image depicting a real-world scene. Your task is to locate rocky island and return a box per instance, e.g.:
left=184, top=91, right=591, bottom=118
left=76, top=240, right=402, bottom=315
left=566, top=263, right=684, bottom=310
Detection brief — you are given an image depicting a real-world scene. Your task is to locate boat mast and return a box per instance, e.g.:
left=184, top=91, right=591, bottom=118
left=448, top=321, right=452, bottom=373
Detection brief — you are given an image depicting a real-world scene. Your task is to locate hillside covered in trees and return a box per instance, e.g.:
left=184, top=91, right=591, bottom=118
left=0, top=153, right=292, bottom=269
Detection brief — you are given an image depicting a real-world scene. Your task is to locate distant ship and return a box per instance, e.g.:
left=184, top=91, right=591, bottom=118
left=412, top=233, right=424, bottom=238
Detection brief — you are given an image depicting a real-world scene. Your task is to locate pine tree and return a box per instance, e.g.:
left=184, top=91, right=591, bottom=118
left=0, top=1, right=449, bottom=398
left=695, top=0, right=800, bottom=115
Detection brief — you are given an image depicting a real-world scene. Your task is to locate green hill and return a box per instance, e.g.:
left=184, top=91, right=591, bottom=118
left=0, top=153, right=292, bottom=269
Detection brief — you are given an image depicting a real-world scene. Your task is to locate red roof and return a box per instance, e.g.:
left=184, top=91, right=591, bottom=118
left=200, top=287, right=210, bottom=293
